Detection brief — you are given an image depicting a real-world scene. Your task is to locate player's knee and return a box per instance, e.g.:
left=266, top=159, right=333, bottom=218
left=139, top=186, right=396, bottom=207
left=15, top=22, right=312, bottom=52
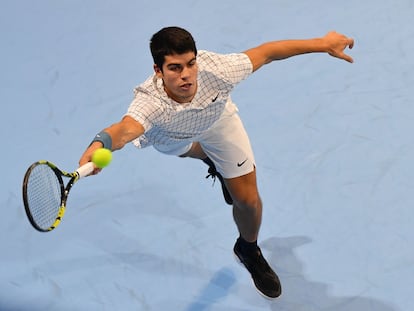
left=233, top=193, right=261, bottom=210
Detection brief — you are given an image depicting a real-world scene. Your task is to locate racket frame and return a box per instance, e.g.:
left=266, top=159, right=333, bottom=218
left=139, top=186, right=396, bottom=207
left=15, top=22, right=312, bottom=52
left=22, top=160, right=93, bottom=232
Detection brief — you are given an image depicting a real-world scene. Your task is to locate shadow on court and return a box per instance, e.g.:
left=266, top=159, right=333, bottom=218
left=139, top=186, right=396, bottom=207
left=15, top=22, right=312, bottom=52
left=260, top=236, right=398, bottom=311
left=184, top=268, right=237, bottom=311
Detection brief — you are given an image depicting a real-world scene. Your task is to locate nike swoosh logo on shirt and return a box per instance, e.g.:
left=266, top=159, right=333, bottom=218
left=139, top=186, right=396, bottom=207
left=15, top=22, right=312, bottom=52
left=212, top=93, right=219, bottom=102
left=237, top=159, right=248, bottom=167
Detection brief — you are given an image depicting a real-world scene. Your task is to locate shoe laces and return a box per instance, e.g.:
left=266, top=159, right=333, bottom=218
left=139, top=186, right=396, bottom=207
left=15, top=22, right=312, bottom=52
left=205, top=167, right=218, bottom=185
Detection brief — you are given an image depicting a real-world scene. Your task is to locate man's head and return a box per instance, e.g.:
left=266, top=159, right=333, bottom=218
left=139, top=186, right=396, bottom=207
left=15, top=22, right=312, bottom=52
left=150, top=26, right=197, bottom=70
left=150, top=27, right=199, bottom=103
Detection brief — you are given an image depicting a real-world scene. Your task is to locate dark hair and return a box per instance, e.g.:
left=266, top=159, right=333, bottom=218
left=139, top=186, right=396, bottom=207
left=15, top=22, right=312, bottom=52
left=150, top=26, right=197, bottom=69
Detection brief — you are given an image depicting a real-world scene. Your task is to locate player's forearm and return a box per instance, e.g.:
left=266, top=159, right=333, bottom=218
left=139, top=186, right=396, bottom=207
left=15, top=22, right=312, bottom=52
left=245, top=38, right=326, bottom=71
left=79, top=118, right=144, bottom=169
left=245, top=31, right=354, bottom=71
left=104, top=116, right=144, bottom=151
left=262, top=38, right=326, bottom=62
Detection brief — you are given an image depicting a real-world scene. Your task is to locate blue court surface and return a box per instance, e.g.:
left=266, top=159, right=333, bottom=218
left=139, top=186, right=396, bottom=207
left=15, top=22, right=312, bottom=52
left=1, top=1, right=413, bottom=310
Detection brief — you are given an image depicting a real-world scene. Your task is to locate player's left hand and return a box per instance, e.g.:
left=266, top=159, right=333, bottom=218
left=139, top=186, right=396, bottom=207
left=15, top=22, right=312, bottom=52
left=324, top=31, right=354, bottom=63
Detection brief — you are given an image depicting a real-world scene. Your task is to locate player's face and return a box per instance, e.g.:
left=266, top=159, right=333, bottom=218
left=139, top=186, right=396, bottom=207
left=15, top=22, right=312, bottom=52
left=155, top=52, right=198, bottom=103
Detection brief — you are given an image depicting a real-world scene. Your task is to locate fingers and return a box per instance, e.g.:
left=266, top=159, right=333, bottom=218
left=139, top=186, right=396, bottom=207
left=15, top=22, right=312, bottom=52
left=348, top=37, right=354, bottom=49
left=342, top=53, right=354, bottom=63
left=79, top=142, right=104, bottom=176
left=79, top=161, right=101, bottom=176
left=342, top=37, right=354, bottom=63
left=338, top=34, right=354, bottom=52
left=91, top=167, right=102, bottom=175
left=326, top=31, right=354, bottom=63
left=330, top=51, right=354, bottom=63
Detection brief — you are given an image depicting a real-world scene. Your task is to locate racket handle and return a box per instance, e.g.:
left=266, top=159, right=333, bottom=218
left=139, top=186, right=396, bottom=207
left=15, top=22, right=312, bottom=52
left=76, top=162, right=95, bottom=179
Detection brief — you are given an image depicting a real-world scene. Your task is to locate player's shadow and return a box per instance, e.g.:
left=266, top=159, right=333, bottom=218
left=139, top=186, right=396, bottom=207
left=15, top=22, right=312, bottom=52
left=184, top=267, right=236, bottom=311
left=260, top=236, right=397, bottom=311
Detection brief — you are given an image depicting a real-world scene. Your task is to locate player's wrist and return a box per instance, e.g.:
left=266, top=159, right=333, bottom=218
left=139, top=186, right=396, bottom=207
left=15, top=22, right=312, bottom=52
left=90, top=131, right=112, bottom=150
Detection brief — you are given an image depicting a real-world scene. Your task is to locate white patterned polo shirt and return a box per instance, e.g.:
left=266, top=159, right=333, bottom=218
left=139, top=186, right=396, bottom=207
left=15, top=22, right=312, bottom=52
left=126, top=50, right=253, bottom=148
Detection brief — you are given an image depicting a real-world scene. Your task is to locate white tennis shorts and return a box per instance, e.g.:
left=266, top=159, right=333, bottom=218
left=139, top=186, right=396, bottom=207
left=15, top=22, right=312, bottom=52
left=154, top=102, right=255, bottom=179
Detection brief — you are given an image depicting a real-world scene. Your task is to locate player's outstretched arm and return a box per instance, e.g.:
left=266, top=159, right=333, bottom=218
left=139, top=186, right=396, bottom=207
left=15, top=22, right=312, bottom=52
left=244, top=31, right=354, bottom=72
left=79, top=116, right=144, bottom=173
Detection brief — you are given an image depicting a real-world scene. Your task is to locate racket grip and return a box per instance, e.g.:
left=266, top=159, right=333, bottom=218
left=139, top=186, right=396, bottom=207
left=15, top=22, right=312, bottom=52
left=76, top=162, right=95, bottom=179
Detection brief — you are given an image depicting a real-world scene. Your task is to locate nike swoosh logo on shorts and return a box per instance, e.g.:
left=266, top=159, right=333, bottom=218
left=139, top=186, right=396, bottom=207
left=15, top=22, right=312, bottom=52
left=237, top=159, right=248, bottom=167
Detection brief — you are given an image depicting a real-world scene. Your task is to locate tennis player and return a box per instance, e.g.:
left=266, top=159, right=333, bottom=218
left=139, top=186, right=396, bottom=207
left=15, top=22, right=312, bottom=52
left=79, top=26, right=354, bottom=298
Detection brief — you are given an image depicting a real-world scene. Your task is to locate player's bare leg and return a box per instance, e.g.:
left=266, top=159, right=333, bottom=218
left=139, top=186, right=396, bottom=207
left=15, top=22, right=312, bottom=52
left=225, top=170, right=262, bottom=242
left=225, top=170, right=282, bottom=299
left=179, top=142, right=206, bottom=159
left=181, top=143, right=281, bottom=298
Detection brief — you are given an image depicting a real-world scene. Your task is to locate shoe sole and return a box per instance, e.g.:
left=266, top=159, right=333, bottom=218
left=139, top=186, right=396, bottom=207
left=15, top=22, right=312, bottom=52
left=233, top=251, right=281, bottom=300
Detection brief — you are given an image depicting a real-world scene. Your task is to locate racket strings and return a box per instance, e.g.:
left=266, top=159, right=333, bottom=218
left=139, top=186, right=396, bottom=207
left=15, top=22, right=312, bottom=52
left=25, top=164, right=62, bottom=229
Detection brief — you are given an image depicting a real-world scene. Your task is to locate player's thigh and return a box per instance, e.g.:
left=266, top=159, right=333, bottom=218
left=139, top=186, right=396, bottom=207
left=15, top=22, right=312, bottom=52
left=178, top=142, right=206, bottom=159
left=225, top=169, right=260, bottom=206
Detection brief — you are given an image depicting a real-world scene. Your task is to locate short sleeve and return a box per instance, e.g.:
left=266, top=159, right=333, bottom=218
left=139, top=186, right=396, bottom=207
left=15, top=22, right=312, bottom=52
left=198, top=51, right=253, bottom=85
left=126, top=92, right=164, bottom=132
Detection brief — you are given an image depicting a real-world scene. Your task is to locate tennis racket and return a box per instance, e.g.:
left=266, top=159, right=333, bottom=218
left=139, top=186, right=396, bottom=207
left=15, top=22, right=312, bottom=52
left=22, top=160, right=95, bottom=232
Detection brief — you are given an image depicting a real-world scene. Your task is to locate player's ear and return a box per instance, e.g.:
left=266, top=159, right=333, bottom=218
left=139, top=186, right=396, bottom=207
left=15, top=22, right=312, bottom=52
left=154, top=64, right=162, bottom=77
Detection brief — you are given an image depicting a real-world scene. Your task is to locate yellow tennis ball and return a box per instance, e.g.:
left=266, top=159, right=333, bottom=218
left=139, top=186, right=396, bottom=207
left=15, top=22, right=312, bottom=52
left=92, top=148, right=112, bottom=168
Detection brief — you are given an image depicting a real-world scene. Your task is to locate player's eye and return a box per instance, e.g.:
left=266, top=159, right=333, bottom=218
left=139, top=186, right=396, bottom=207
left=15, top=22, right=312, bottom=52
left=168, top=65, right=182, bottom=72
